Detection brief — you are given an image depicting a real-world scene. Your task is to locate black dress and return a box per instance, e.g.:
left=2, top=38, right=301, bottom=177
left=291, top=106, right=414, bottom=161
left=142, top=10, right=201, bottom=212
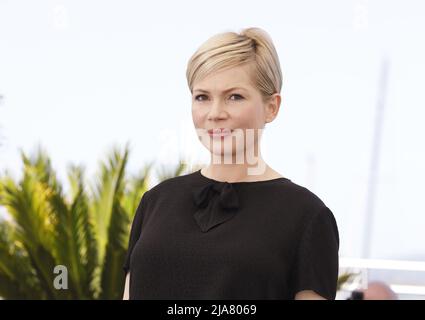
left=123, top=169, right=339, bottom=300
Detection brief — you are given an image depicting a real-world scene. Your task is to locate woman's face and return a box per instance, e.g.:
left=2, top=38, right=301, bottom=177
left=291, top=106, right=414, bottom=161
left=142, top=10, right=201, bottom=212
left=191, top=63, right=276, bottom=162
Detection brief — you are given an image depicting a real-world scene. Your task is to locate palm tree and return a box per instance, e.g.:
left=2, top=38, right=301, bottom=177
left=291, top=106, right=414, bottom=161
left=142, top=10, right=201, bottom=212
left=0, top=142, right=187, bottom=299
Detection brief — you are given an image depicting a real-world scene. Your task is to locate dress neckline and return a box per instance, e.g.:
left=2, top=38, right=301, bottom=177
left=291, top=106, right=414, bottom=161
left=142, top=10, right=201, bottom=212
left=196, top=169, right=290, bottom=185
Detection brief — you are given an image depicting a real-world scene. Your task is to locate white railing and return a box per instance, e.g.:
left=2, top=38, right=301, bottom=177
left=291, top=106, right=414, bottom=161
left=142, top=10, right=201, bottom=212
left=338, top=257, right=425, bottom=299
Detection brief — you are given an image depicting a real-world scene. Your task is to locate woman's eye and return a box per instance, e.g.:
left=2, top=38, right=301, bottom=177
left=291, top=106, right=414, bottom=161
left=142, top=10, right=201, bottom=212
left=230, top=94, right=243, bottom=101
left=194, top=94, right=208, bottom=101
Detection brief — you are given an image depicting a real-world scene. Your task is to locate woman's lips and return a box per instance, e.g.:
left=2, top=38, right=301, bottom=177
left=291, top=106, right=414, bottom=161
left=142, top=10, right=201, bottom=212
left=207, top=128, right=233, bottom=138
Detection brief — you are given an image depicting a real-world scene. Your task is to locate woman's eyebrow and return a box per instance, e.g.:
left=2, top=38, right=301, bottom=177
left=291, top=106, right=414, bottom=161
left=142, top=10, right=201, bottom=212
left=193, top=87, right=247, bottom=94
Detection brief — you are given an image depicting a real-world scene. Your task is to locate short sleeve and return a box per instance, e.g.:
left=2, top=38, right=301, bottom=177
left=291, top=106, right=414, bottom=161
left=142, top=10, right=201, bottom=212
left=291, top=205, right=340, bottom=300
left=123, top=191, right=149, bottom=275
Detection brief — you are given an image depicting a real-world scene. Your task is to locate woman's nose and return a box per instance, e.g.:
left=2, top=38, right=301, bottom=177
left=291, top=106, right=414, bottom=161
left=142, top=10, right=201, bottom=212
left=208, top=101, right=227, bottom=120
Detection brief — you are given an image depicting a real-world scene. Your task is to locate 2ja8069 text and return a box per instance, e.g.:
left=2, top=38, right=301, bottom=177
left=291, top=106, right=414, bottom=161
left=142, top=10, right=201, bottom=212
left=211, top=304, right=256, bottom=317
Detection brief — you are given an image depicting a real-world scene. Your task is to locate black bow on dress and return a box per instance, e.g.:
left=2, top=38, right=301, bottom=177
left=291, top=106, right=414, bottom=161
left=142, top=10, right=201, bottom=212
left=192, top=181, right=240, bottom=232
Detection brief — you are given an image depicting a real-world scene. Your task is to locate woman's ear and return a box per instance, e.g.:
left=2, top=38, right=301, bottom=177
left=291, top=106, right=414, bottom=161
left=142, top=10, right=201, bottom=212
left=265, top=93, right=281, bottom=123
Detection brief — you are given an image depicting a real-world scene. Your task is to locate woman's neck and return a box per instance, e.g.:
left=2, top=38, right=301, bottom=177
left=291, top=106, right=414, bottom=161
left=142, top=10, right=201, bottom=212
left=201, top=157, right=282, bottom=183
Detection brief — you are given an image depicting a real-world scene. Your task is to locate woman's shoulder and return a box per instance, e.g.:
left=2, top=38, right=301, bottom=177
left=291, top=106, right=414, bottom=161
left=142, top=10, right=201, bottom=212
left=143, top=170, right=200, bottom=199
left=275, top=178, right=327, bottom=206
left=272, top=179, right=335, bottom=222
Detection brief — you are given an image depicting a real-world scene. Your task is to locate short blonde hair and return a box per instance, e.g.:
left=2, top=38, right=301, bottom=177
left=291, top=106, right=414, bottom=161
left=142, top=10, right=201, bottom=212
left=186, top=27, right=282, bottom=102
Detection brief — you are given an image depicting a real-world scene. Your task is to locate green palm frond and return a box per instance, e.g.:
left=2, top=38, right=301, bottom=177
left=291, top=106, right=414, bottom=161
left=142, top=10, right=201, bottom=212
left=99, top=202, right=130, bottom=299
left=67, top=165, right=100, bottom=298
left=337, top=272, right=357, bottom=291
left=0, top=221, right=45, bottom=299
left=121, top=162, right=152, bottom=220
left=89, top=143, right=130, bottom=267
left=0, top=141, right=186, bottom=299
left=0, top=153, right=60, bottom=299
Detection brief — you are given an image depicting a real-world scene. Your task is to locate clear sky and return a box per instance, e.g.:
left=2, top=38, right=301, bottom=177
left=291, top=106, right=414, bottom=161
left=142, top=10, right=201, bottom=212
left=0, top=0, right=424, bottom=260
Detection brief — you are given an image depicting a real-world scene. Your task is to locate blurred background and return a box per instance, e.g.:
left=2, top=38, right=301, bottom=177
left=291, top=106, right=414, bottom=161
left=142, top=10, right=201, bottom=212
left=0, top=0, right=424, bottom=299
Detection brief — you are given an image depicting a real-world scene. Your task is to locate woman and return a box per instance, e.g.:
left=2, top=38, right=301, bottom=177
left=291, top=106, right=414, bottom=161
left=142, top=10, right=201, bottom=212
left=123, top=27, right=339, bottom=300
